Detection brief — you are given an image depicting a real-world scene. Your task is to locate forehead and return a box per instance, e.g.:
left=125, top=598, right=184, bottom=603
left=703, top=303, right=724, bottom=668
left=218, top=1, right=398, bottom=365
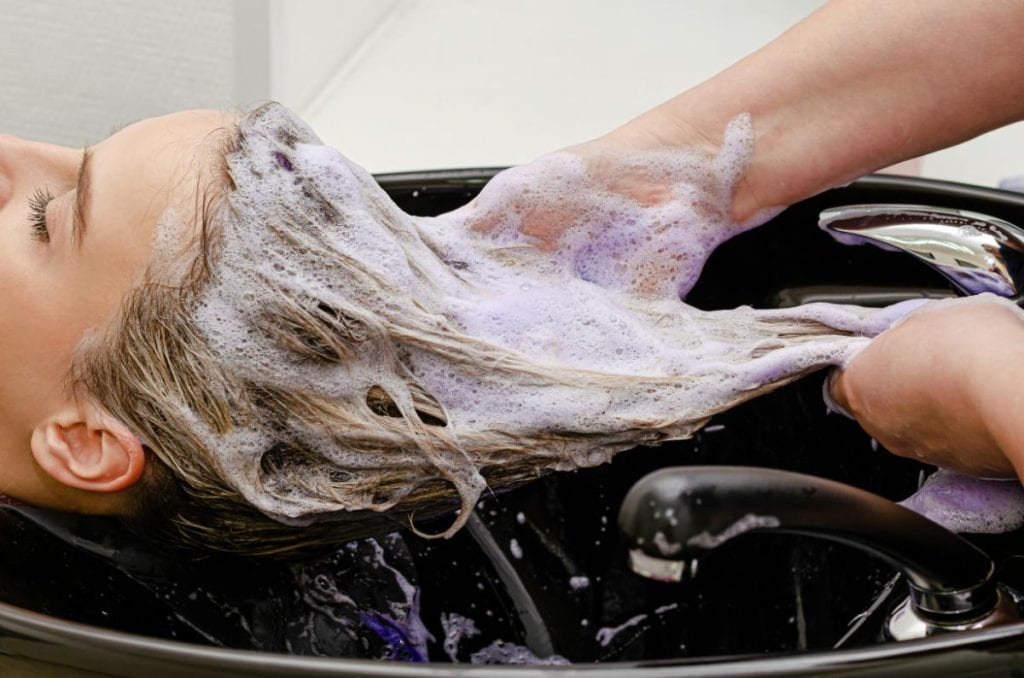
left=100, top=110, right=235, bottom=219
left=88, top=111, right=236, bottom=277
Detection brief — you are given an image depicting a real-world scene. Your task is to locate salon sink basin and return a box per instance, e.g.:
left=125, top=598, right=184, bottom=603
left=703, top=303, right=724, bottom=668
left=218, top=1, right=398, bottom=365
left=3, top=171, right=1024, bottom=676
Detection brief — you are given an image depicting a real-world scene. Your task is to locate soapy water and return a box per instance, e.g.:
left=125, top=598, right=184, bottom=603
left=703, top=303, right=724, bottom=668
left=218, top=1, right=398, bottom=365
left=470, top=640, right=570, bottom=665
left=901, top=469, right=1024, bottom=534
left=185, top=103, right=930, bottom=540
left=440, top=612, right=480, bottom=661
left=685, top=513, right=782, bottom=550
left=593, top=604, right=681, bottom=650
left=289, top=534, right=431, bottom=660
left=569, top=575, right=590, bottom=590
left=439, top=612, right=570, bottom=665
left=596, top=613, right=648, bottom=648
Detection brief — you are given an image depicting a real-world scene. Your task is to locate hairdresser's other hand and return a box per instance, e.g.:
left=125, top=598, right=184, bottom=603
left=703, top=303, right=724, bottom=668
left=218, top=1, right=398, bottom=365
left=829, top=296, right=1024, bottom=481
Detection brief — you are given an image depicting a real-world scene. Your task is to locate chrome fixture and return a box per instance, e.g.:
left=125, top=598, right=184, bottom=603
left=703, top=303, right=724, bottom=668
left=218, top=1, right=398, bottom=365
left=819, top=204, right=1024, bottom=302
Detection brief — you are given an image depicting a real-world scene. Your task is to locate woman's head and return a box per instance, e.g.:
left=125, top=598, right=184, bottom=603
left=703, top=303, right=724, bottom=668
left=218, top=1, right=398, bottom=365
left=1, top=103, right=480, bottom=556
left=72, top=104, right=499, bottom=554
left=36, top=103, right=667, bottom=555
left=0, top=109, right=236, bottom=517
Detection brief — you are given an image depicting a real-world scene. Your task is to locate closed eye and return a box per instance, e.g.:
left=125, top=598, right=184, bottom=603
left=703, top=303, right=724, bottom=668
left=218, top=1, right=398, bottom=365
left=27, top=188, right=53, bottom=242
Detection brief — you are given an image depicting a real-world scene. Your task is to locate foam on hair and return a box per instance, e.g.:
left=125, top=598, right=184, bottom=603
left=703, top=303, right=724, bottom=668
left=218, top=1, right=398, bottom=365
left=188, top=103, right=915, bottom=537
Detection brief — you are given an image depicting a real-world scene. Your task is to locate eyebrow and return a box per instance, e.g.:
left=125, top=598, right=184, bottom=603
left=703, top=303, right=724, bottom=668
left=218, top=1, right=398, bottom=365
left=71, top=120, right=140, bottom=247
left=73, top=147, right=92, bottom=247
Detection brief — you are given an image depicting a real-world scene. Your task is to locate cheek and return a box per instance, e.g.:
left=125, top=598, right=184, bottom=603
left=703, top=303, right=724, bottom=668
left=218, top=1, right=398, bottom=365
left=0, top=262, right=79, bottom=434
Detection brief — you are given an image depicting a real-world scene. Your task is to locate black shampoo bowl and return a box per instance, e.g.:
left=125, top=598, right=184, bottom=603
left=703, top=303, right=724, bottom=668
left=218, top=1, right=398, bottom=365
left=4, top=171, right=1024, bottom=676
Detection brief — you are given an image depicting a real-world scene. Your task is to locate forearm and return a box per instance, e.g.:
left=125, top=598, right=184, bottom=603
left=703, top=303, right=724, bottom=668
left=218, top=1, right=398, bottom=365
left=613, top=0, right=1024, bottom=222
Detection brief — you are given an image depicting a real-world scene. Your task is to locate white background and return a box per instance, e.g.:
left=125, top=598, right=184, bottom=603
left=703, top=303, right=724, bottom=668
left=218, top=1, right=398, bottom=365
left=1, top=0, right=1022, bottom=186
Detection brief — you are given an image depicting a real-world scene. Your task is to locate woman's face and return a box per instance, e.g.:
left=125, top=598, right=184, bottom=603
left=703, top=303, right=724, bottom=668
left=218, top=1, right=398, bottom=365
left=0, top=109, right=234, bottom=510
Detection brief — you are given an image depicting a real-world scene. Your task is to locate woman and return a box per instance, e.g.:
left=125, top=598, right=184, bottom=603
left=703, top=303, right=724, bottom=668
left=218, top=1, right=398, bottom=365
left=2, top=0, right=1023, bottom=554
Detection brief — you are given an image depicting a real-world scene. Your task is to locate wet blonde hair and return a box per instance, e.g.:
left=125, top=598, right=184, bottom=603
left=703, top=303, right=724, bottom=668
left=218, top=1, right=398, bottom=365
left=70, top=104, right=859, bottom=556
left=67, top=109, right=600, bottom=555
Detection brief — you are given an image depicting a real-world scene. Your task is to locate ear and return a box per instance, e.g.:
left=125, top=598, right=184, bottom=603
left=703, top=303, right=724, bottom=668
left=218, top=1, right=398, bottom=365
left=30, top=401, right=145, bottom=493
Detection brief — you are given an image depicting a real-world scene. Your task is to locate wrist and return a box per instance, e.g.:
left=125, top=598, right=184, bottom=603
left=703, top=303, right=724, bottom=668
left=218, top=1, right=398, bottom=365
left=604, top=106, right=720, bottom=156
left=968, top=355, right=1024, bottom=479
left=607, top=105, right=779, bottom=224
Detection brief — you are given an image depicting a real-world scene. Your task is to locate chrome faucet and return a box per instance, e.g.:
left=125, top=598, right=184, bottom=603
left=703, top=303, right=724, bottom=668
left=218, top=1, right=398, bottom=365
left=618, top=466, right=1020, bottom=641
left=819, top=204, right=1024, bottom=302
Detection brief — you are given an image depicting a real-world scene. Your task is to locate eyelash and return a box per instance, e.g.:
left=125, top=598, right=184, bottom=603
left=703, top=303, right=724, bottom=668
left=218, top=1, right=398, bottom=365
left=27, top=188, right=53, bottom=242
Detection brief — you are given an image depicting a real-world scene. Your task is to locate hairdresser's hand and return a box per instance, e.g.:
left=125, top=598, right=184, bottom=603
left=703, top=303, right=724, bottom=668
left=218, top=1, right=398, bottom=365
left=829, top=296, right=1024, bottom=481
left=454, top=115, right=752, bottom=298
left=460, top=127, right=704, bottom=242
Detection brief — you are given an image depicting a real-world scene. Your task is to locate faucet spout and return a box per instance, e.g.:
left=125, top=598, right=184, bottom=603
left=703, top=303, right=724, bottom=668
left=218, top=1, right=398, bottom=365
left=618, top=466, right=1018, bottom=638
left=819, top=204, right=1024, bottom=301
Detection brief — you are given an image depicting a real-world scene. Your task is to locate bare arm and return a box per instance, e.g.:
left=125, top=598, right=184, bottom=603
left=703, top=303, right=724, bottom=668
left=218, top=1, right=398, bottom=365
left=609, top=0, right=1024, bottom=222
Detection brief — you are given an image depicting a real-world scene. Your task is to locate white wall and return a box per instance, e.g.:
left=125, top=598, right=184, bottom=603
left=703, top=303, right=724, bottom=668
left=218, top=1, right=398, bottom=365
left=0, top=0, right=237, bottom=147
left=294, top=0, right=825, bottom=171
left=271, top=0, right=1024, bottom=188
left=927, top=128, right=1024, bottom=190
left=2, top=0, right=1022, bottom=188
left=266, top=0, right=400, bottom=113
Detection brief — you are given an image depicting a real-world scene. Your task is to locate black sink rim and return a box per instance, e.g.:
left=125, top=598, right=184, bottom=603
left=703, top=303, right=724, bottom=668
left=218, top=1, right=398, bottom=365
left=3, top=597, right=1024, bottom=676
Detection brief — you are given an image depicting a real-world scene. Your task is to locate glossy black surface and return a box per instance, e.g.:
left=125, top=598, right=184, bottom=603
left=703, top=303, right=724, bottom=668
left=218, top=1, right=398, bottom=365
left=2, top=171, right=1024, bottom=675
